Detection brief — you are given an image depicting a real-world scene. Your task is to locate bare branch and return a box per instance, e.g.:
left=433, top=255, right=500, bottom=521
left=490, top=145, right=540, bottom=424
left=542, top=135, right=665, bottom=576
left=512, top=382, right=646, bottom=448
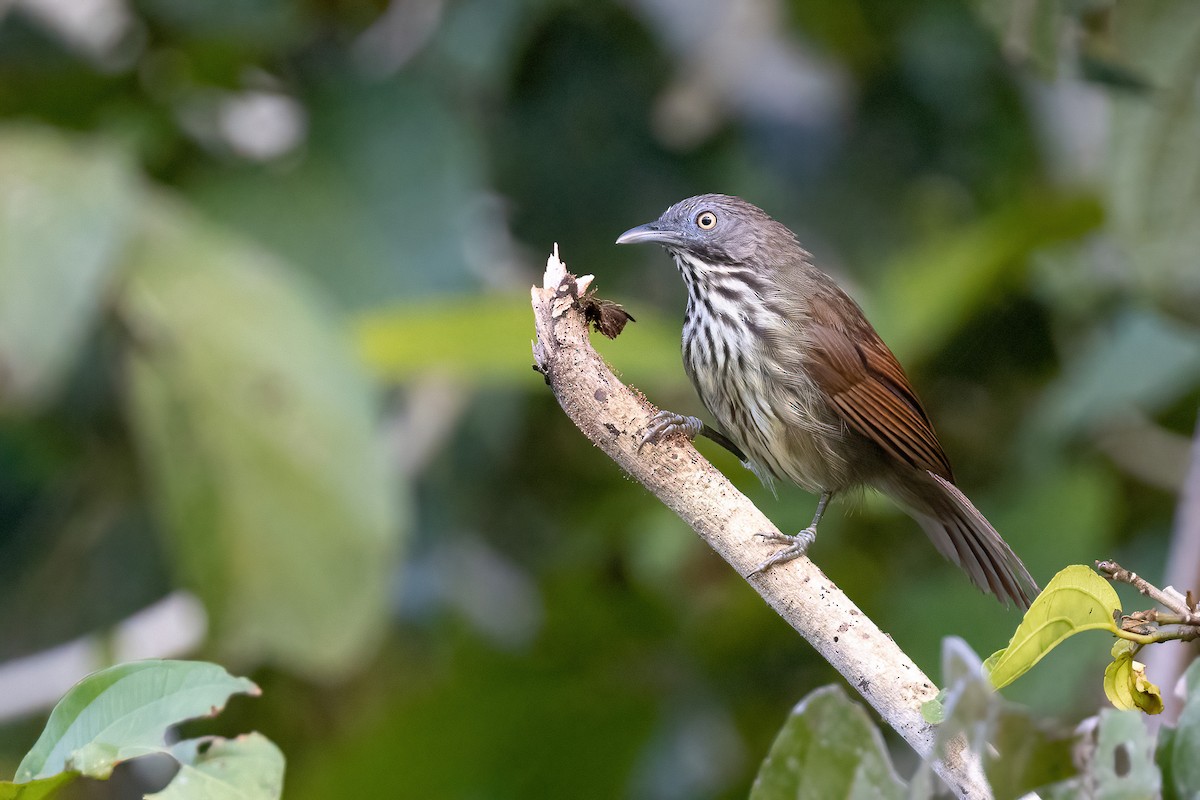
left=531, top=249, right=992, bottom=800
left=1096, top=560, right=1199, bottom=651
left=1096, top=560, right=1195, bottom=619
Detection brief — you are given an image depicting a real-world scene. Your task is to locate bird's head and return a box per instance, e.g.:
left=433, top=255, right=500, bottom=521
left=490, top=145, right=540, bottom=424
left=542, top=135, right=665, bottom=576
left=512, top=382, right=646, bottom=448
left=616, top=194, right=790, bottom=265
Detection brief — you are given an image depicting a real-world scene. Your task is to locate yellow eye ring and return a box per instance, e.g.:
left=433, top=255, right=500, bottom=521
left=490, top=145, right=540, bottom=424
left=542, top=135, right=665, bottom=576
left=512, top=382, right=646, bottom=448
left=696, top=211, right=717, bottom=230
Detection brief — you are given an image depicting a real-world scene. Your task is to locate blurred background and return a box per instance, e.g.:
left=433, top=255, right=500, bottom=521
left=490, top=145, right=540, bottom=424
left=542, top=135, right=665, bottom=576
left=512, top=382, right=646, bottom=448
left=0, top=0, right=1198, bottom=796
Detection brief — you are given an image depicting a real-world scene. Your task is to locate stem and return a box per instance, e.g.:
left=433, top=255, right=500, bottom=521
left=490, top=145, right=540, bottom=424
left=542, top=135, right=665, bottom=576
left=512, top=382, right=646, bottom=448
left=1113, top=629, right=1161, bottom=646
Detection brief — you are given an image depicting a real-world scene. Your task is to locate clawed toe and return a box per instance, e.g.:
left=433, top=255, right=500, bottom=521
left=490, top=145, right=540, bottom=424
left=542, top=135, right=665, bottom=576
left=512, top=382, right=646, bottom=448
left=639, top=411, right=701, bottom=450
left=753, top=531, right=796, bottom=545
left=639, top=413, right=677, bottom=448
left=748, top=527, right=817, bottom=577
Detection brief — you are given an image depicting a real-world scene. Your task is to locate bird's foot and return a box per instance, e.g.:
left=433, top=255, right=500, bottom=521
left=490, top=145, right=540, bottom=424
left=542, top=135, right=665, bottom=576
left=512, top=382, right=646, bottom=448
left=749, top=527, right=817, bottom=576
left=640, top=411, right=704, bottom=450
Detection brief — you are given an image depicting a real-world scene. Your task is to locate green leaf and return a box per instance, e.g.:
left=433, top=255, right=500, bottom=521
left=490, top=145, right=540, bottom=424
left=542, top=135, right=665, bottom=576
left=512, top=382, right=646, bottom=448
left=353, top=295, right=684, bottom=392
left=148, top=734, right=284, bottom=800
left=985, top=565, right=1121, bottom=689
left=14, top=661, right=257, bottom=782
left=120, top=198, right=403, bottom=679
left=0, top=774, right=75, bottom=800
left=1104, top=649, right=1164, bottom=715
left=354, top=297, right=541, bottom=386
left=749, top=685, right=905, bottom=800
left=0, top=125, right=138, bottom=411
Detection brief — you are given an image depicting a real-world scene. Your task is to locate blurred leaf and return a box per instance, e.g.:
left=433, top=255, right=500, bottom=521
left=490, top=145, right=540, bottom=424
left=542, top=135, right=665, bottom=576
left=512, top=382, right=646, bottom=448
left=919, top=638, right=993, bottom=790
left=120, top=198, right=402, bottom=679
left=1108, top=2, right=1200, bottom=305
left=911, top=639, right=1076, bottom=799
left=354, top=294, right=683, bottom=391
left=1104, top=643, right=1163, bottom=715
left=1032, top=310, right=1200, bottom=443
left=749, top=685, right=905, bottom=800
left=149, top=734, right=284, bottom=800
left=942, top=634, right=986, bottom=685
left=14, top=661, right=257, bottom=782
left=933, top=636, right=991, bottom=746
left=1156, top=725, right=1179, bottom=800
left=985, top=565, right=1120, bottom=689
left=867, top=193, right=1101, bottom=361
left=973, top=0, right=1143, bottom=89
left=971, top=0, right=1062, bottom=73
left=186, top=74, right=486, bottom=309
left=355, top=296, right=537, bottom=386
left=1089, top=709, right=1160, bottom=799
left=1158, top=658, right=1200, bottom=798
left=987, top=705, right=1078, bottom=799
left=0, top=126, right=137, bottom=411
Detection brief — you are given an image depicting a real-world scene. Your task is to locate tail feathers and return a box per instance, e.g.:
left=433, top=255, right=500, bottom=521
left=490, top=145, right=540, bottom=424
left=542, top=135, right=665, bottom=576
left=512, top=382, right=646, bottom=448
left=910, top=472, right=1038, bottom=609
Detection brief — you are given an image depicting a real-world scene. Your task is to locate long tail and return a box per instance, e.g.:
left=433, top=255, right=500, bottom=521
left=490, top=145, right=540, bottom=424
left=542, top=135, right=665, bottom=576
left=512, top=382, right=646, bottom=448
left=898, top=471, right=1038, bottom=609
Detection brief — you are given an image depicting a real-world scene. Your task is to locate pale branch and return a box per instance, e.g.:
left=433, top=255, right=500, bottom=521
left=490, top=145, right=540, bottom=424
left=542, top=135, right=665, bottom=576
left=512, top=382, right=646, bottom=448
left=1096, top=559, right=1199, bottom=647
left=1096, top=560, right=1195, bottom=619
left=530, top=248, right=992, bottom=800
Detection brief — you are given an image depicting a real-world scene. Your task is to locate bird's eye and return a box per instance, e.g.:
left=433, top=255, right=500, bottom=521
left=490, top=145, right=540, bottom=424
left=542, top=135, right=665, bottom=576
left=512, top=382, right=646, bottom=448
left=696, top=211, right=717, bottom=230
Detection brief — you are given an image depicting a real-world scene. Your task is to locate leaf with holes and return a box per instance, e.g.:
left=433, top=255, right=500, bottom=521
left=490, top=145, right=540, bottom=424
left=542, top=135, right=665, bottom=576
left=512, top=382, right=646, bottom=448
left=1092, top=709, right=1160, bottom=798
left=148, top=734, right=284, bottom=800
left=13, top=661, right=257, bottom=783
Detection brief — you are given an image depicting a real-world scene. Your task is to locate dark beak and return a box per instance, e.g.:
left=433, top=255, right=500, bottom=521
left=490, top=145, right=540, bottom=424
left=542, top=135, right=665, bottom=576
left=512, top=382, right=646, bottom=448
left=615, top=222, right=683, bottom=246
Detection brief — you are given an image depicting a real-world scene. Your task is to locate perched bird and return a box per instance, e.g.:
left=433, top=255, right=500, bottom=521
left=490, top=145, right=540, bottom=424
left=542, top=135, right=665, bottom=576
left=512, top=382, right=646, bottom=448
left=617, top=194, right=1037, bottom=608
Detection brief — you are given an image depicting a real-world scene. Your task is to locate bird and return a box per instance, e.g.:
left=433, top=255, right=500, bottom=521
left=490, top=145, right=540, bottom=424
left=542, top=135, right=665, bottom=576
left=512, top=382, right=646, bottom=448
left=616, top=194, right=1037, bottom=608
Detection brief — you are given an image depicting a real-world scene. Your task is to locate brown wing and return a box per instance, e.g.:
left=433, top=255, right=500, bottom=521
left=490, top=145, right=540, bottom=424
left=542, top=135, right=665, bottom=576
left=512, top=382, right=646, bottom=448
left=804, top=301, right=954, bottom=481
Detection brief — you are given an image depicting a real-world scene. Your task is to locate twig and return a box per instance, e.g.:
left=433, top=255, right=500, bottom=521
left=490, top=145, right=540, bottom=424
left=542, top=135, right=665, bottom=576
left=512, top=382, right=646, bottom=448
left=530, top=248, right=992, bottom=800
left=1095, top=559, right=1200, bottom=650
left=1096, top=560, right=1196, bottom=621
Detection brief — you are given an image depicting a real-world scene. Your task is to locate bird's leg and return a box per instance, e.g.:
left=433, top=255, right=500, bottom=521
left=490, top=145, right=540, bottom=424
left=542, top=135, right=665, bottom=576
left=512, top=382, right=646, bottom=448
left=640, top=411, right=747, bottom=461
left=749, top=492, right=831, bottom=576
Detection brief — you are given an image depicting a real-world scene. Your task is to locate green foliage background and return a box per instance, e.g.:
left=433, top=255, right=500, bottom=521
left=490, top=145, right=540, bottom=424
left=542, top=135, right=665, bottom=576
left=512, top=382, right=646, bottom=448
left=0, top=0, right=1197, bottom=797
